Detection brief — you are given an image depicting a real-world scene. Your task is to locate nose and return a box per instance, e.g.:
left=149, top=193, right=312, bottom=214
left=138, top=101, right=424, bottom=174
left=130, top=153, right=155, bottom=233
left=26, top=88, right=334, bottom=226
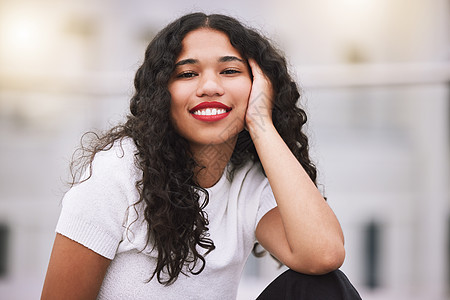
left=196, top=72, right=225, bottom=97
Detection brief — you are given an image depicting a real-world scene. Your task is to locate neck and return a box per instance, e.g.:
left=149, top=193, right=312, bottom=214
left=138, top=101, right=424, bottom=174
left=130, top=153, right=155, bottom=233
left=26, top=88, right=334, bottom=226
left=191, top=138, right=237, bottom=188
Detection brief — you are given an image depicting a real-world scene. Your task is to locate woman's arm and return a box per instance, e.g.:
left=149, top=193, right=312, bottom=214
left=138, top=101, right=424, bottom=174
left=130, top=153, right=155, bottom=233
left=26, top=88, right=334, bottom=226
left=41, top=233, right=111, bottom=300
left=247, top=59, right=345, bottom=274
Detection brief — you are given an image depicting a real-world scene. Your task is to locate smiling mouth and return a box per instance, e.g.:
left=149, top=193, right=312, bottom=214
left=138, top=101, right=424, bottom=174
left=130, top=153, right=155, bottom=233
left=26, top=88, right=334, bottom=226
left=192, top=108, right=228, bottom=116
left=189, top=101, right=232, bottom=122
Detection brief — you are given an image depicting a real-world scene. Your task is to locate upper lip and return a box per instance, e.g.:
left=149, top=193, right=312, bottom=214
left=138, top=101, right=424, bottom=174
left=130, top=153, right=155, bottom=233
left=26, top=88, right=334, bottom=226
left=189, top=101, right=232, bottom=113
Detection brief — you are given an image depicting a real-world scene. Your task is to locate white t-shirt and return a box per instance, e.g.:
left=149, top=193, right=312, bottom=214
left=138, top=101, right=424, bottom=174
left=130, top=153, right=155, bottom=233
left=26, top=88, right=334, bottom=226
left=56, top=138, right=277, bottom=299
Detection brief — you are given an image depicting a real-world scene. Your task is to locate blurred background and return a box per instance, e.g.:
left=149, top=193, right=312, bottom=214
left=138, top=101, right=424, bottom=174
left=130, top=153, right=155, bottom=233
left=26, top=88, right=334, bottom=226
left=0, top=0, right=449, bottom=299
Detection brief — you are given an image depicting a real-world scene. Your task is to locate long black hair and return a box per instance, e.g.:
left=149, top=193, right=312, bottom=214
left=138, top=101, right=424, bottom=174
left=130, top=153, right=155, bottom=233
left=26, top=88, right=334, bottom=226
left=72, top=12, right=317, bottom=285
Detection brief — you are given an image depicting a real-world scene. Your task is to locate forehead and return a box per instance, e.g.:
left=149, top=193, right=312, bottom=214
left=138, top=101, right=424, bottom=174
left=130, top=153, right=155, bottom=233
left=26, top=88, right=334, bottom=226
left=177, top=28, right=242, bottom=60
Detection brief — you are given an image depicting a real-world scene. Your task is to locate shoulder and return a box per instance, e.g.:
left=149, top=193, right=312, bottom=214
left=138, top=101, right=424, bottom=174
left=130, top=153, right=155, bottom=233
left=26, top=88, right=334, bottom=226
left=57, top=138, right=141, bottom=259
left=93, top=137, right=137, bottom=166
left=66, top=137, right=141, bottom=206
left=88, top=137, right=140, bottom=180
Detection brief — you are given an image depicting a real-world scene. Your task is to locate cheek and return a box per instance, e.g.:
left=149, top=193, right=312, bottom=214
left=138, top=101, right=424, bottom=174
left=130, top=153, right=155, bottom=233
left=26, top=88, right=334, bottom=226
left=241, top=81, right=252, bottom=99
left=229, top=79, right=252, bottom=104
left=168, top=84, right=185, bottom=114
left=168, top=88, right=183, bottom=130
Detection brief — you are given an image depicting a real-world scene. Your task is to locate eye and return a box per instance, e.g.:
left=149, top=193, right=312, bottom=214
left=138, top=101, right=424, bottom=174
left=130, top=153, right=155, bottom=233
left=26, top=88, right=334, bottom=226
left=221, top=69, right=241, bottom=75
left=176, top=71, right=198, bottom=78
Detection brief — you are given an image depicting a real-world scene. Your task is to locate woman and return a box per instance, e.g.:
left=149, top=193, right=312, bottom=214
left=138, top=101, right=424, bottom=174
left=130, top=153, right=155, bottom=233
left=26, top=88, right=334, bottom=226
left=42, top=12, right=360, bottom=299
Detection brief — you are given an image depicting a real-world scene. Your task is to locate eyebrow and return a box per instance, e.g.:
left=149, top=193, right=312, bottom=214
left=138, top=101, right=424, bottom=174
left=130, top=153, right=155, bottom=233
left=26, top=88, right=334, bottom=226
left=219, top=56, right=244, bottom=63
left=175, top=58, right=199, bottom=66
left=175, top=56, right=244, bottom=66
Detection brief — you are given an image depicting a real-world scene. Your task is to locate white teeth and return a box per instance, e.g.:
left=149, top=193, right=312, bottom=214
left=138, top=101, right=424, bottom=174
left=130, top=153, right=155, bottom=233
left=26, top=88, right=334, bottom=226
left=193, top=108, right=227, bottom=116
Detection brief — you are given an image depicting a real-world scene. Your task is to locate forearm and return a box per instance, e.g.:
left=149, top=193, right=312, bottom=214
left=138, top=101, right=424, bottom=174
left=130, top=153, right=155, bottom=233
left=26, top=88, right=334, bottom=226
left=249, top=122, right=344, bottom=264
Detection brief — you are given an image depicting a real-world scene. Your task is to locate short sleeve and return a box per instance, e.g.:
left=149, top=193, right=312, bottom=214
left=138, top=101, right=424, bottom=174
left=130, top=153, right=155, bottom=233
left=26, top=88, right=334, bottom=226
left=255, top=182, right=277, bottom=227
left=56, top=140, right=139, bottom=259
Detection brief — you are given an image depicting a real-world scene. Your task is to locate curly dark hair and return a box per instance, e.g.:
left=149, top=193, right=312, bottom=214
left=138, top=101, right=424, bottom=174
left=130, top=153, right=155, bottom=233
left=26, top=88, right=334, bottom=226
left=72, top=12, right=318, bottom=285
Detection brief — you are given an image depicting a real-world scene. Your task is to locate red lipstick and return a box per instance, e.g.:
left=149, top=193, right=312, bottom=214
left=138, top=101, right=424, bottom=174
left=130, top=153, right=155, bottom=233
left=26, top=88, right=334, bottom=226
left=189, top=101, right=232, bottom=122
left=189, top=101, right=231, bottom=112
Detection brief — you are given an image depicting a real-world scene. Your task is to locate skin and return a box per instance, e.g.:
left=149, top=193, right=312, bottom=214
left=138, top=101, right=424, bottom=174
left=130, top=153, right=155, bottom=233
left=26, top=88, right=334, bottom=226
left=41, top=28, right=345, bottom=299
left=168, top=29, right=252, bottom=187
left=246, top=59, right=345, bottom=273
left=41, top=234, right=110, bottom=300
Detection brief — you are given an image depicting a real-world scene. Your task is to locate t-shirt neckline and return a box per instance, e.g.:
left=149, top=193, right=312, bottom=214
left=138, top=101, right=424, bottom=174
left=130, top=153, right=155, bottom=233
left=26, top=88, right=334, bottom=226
left=205, top=166, right=228, bottom=194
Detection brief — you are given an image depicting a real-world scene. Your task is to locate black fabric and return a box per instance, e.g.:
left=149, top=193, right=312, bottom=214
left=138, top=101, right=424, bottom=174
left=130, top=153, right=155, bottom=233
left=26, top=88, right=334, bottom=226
left=256, top=269, right=362, bottom=300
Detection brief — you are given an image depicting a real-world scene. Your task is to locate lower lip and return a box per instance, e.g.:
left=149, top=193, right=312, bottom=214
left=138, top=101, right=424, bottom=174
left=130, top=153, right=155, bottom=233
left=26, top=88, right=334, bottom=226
left=191, top=111, right=230, bottom=122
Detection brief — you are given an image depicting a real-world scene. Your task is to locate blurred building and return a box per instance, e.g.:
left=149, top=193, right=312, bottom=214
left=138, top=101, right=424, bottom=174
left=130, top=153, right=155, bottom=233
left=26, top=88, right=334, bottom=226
left=0, top=0, right=448, bottom=299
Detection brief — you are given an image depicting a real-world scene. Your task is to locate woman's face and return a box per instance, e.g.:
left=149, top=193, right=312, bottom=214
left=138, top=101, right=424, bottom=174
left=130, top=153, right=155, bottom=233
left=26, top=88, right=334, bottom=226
left=168, top=28, right=252, bottom=150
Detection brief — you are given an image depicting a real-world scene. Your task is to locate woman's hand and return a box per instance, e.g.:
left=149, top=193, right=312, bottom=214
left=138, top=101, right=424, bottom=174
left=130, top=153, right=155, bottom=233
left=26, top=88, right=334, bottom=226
left=245, top=59, right=274, bottom=135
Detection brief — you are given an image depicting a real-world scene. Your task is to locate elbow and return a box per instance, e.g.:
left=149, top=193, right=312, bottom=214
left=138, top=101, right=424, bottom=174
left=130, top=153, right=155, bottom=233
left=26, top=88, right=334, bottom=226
left=288, top=244, right=346, bottom=275
left=314, top=245, right=346, bottom=274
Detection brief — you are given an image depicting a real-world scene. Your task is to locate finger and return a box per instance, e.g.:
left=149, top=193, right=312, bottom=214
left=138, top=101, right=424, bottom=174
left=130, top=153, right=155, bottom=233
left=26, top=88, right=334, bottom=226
left=248, top=59, right=272, bottom=91
left=248, top=59, right=265, bottom=79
